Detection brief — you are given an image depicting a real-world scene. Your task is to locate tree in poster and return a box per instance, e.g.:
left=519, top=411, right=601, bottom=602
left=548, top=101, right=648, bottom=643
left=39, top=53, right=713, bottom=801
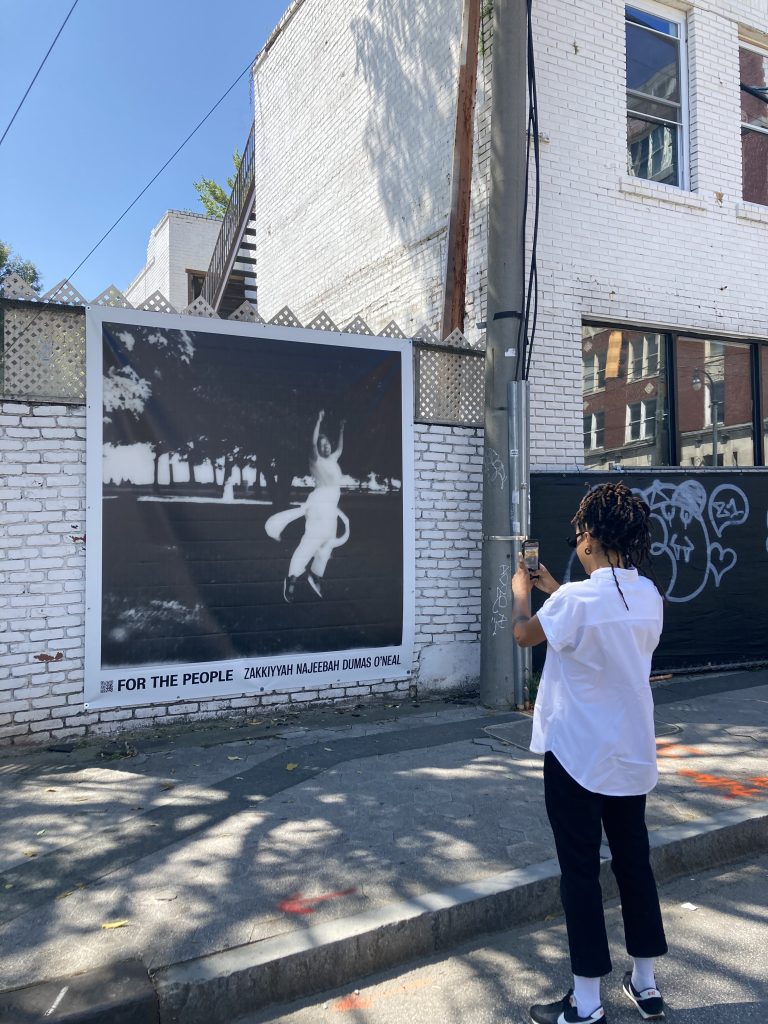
left=103, top=326, right=196, bottom=487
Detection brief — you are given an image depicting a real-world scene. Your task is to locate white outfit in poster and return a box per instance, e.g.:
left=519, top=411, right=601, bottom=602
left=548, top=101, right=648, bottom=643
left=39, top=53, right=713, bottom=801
left=265, top=411, right=349, bottom=600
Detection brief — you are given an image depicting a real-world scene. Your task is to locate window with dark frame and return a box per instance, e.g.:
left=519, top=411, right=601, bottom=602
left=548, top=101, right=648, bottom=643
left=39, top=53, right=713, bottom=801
left=676, top=336, right=754, bottom=468
left=582, top=323, right=767, bottom=469
left=740, top=43, right=768, bottom=206
left=581, top=325, right=669, bottom=470
left=626, top=5, right=686, bottom=188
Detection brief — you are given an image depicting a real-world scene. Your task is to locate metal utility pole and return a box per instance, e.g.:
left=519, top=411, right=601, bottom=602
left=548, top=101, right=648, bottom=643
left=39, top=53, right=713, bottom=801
left=441, top=0, right=482, bottom=338
left=480, top=0, right=531, bottom=708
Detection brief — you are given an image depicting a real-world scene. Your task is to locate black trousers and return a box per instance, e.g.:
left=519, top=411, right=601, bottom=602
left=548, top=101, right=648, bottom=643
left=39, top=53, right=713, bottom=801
left=544, top=751, right=668, bottom=978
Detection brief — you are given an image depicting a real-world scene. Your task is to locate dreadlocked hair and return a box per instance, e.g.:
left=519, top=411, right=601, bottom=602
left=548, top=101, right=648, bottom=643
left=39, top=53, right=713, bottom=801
left=571, top=481, right=658, bottom=611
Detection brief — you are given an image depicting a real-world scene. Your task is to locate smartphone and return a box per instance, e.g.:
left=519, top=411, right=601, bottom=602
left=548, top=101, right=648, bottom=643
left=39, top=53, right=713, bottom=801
left=523, top=539, right=539, bottom=573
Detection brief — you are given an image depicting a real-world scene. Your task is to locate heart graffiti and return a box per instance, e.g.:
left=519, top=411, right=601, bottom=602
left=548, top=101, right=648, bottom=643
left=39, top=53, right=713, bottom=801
left=708, top=544, right=737, bottom=587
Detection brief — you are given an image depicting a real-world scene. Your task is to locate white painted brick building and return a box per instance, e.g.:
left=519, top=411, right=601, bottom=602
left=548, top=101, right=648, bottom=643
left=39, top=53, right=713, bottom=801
left=3, top=0, right=768, bottom=744
left=125, top=210, right=222, bottom=312
left=251, top=0, right=768, bottom=471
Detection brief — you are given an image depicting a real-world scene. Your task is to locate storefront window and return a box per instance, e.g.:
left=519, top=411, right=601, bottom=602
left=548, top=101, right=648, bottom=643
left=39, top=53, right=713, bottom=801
left=581, top=326, right=670, bottom=468
left=675, top=337, right=754, bottom=467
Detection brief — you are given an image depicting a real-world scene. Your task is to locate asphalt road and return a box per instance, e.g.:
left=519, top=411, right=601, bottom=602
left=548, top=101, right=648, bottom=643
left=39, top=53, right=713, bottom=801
left=238, top=853, right=768, bottom=1024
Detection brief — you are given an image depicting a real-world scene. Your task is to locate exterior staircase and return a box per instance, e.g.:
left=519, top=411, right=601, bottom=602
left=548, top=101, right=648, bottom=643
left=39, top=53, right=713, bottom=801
left=201, top=125, right=257, bottom=316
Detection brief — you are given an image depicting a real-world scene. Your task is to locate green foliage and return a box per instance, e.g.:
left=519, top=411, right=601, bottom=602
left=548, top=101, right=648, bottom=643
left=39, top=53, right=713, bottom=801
left=0, top=238, right=42, bottom=293
left=193, top=149, right=242, bottom=218
left=480, top=0, right=494, bottom=57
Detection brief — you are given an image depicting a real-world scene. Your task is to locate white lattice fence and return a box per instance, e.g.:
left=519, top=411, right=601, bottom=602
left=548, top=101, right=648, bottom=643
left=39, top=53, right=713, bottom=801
left=0, top=274, right=485, bottom=424
left=414, top=326, right=484, bottom=427
left=1, top=300, right=85, bottom=403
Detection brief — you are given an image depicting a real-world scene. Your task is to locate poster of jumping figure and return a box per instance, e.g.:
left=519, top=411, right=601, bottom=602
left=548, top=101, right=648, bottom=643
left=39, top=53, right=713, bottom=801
left=85, top=308, right=414, bottom=708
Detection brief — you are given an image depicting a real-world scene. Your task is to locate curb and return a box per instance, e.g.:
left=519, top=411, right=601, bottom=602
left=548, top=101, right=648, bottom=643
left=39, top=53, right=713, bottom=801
left=152, top=800, right=768, bottom=1024
left=0, top=958, right=157, bottom=1024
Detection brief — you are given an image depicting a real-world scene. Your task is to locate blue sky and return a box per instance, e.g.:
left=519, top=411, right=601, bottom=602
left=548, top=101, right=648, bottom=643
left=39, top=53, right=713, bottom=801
left=0, top=0, right=291, bottom=300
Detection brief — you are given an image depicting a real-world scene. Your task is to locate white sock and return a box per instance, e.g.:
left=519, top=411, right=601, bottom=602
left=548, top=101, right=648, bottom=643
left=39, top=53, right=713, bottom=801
left=573, top=975, right=601, bottom=1017
left=631, top=957, right=656, bottom=993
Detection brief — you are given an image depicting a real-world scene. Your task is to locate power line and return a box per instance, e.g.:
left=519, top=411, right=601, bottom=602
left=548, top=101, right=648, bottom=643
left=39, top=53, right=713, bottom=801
left=0, top=0, right=80, bottom=151
left=53, top=52, right=257, bottom=296
left=5, top=49, right=259, bottom=346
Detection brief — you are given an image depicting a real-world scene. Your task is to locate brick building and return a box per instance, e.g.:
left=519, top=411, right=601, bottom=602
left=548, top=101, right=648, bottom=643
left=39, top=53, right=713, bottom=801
left=248, top=0, right=768, bottom=474
left=124, top=210, right=223, bottom=314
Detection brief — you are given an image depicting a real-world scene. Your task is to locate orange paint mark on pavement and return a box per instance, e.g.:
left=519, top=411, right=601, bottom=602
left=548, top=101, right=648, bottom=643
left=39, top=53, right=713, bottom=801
left=333, top=993, right=373, bottom=1012
left=278, top=887, right=357, bottom=915
left=332, top=978, right=433, bottom=1013
left=678, top=769, right=768, bottom=799
left=656, top=740, right=702, bottom=758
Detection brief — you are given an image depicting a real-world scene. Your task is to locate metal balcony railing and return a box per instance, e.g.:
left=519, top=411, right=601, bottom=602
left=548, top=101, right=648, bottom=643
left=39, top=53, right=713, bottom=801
left=201, top=124, right=256, bottom=312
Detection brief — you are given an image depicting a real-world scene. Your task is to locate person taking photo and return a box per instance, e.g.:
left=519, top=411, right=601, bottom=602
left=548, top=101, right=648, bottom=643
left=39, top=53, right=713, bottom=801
left=512, top=482, right=667, bottom=1024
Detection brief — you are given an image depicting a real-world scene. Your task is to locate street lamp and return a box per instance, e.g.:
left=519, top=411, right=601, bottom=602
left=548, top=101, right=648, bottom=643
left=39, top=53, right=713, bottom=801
left=692, top=367, right=719, bottom=466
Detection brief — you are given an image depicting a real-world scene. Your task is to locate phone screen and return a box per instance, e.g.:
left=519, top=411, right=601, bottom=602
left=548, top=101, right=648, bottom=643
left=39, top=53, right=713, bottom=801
left=523, top=539, right=539, bottom=572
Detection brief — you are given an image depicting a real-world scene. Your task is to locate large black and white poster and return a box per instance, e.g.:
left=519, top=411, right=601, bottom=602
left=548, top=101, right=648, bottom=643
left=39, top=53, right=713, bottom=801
left=85, top=308, right=414, bottom=708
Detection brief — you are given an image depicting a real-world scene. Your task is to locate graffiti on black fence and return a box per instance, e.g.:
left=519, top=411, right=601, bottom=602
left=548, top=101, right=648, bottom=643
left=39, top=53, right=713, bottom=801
left=562, top=478, right=750, bottom=603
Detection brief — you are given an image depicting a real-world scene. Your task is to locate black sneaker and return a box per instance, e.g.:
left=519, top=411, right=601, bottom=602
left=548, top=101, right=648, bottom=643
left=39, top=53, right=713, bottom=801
left=622, top=972, right=664, bottom=1020
left=283, top=576, right=296, bottom=603
left=307, top=572, right=323, bottom=598
left=530, top=990, right=606, bottom=1024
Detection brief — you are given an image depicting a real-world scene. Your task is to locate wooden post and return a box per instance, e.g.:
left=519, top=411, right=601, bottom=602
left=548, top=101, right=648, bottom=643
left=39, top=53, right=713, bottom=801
left=440, top=0, right=482, bottom=340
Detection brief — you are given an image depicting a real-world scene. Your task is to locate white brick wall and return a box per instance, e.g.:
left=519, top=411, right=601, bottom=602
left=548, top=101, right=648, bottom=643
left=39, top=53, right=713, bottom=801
left=251, top=0, right=768, bottom=471
left=124, top=211, right=222, bottom=312
left=0, top=403, right=86, bottom=743
left=0, top=404, right=483, bottom=746
left=251, top=0, right=464, bottom=336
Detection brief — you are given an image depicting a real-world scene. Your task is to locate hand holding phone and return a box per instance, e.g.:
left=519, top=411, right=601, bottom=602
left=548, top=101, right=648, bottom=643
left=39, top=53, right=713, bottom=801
left=523, top=539, right=539, bottom=574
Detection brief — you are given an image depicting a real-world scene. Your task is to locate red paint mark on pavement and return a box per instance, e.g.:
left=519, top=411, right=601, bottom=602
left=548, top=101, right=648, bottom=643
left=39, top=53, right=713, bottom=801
left=34, top=652, right=64, bottom=663
left=656, top=740, right=702, bottom=758
left=678, top=769, right=768, bottom=799
left=278, top=887, right=357, bottom=915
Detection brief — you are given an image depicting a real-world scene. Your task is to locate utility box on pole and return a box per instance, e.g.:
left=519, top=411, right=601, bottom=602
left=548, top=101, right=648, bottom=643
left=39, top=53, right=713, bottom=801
left=480, top=0, right=532, bottom=709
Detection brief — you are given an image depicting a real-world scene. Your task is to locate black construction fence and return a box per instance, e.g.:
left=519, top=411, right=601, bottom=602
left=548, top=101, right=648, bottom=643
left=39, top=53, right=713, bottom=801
left=531, top=471, right=768, bottom=672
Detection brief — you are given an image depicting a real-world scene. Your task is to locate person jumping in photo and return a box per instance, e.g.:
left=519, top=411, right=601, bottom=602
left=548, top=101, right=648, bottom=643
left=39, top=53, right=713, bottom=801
left=512, top=482, right=667, bottom=1024
left=265, top=410, right=349, bottom=602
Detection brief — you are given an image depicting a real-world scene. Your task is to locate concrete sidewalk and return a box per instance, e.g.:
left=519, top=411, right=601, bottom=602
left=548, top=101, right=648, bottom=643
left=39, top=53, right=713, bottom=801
left=237, top=854, right=768, bottom=1024
left=0, top=671, right=767, bottom=1023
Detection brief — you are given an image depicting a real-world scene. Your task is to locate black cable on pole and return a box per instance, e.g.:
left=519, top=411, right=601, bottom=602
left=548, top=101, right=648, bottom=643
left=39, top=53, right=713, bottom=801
left=523, top=0, right=541, bottom=382
left=516, top=0, right=539, bottom=380
left=6, top=50, right=259, bottom=348
left=0, top=0, right=80, bottom=151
